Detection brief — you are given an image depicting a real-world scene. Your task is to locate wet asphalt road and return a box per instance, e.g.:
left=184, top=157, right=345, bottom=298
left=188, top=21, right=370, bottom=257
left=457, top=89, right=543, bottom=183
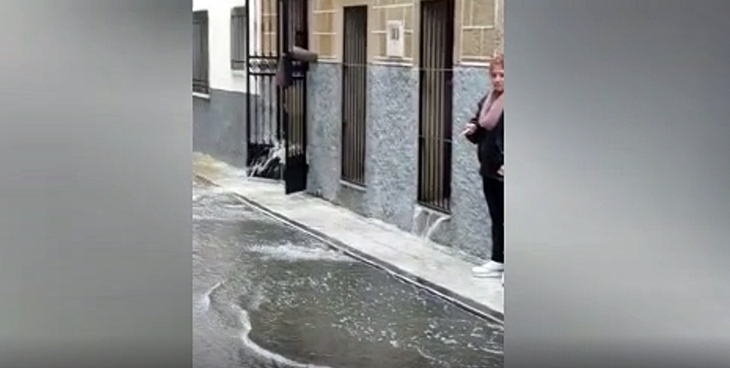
left=193, top=179, right=504, bottom=368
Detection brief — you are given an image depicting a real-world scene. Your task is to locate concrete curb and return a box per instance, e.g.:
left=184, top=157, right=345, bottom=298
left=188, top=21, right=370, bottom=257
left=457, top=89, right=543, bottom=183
left=195, top=174, right=504, bottom=325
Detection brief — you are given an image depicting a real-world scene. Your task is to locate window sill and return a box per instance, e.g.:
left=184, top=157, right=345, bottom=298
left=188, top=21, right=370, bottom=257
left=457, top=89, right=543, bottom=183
left=371, top=58, right=413, bottom=68
left=457, top=60, right=491, bottom=68
left=193, top=92, right=210, bottom=100
left=231, top=70, right=246, bottom=77
left=340, top=179, right=366, bottom=192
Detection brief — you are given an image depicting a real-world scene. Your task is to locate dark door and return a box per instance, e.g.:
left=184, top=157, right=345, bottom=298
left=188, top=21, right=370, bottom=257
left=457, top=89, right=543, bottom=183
left=280, top=0, right=309, bottom=194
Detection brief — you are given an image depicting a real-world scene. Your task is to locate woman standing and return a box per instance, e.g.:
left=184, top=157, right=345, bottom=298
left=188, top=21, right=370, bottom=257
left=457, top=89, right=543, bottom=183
left=463, top=53, right=504, bottom=283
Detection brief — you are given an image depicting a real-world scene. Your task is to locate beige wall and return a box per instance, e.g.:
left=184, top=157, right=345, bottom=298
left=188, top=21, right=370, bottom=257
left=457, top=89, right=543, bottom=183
left=311, top=0, right=339, bottom=59
left=307, top=0, right=503, bottom=65
left=370, top=0, right=416, bottom=62
left=457, top=0, right=499, bottom=63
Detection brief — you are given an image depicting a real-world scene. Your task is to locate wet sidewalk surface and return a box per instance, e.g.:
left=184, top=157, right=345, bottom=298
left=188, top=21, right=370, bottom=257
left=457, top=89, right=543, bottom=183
left=193, top=178, right=503, bottom=367
left=192, top=153, right=504, bottom=319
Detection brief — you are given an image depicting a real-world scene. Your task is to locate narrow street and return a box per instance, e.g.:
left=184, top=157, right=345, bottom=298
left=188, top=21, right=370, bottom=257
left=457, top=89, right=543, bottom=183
left=193, top=178, right=504, bottom=368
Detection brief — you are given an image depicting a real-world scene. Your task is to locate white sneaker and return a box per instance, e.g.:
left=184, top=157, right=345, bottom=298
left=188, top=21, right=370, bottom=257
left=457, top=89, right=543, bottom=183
left=472, top=261, right=504, bottom=278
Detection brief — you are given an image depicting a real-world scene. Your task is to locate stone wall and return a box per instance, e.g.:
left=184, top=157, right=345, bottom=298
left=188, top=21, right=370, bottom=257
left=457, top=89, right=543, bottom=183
left=306, top=66, right=494, bottom=260
left=307, top=0, right=504, bottom=260
left=308, top=0, right=502, bottom=65
left=193, top=91, right=248, bottom=168
left=457, top=0, right=500, bottom=63
left=306, top=63, right=419, bottom=231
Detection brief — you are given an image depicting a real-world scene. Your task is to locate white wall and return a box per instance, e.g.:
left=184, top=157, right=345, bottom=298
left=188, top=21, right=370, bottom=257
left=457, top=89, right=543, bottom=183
left=193, top=0, right=258, bottom=94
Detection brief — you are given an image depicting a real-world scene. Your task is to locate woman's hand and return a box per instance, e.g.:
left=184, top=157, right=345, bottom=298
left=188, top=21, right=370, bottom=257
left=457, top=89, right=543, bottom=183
left=497, top=165, right=504, bottom=177
left=462, top=122, right=478, bottom=136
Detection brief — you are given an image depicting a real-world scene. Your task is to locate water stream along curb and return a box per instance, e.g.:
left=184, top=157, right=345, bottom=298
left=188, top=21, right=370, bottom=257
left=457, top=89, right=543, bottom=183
left=194, top=173, right=504, bottom=324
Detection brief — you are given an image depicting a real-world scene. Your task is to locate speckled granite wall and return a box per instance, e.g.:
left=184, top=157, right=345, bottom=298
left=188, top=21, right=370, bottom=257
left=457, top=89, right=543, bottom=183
left=193, top=63, right=495, bottom=261
left=362, top=65, right=420, bottom=230
left=450, top=66, right=492, bottom=260
left=305, top=63, right=493, bottom=261
left=306, top=63, right=419, bottom=231
left=193, top=90, right=247, bottom=168
left=305, top=63, right=341, bottom=200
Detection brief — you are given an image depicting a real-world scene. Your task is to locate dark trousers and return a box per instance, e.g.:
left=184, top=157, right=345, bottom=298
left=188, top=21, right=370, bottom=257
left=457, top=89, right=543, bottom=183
left=482, top=176, right=504, bottom=264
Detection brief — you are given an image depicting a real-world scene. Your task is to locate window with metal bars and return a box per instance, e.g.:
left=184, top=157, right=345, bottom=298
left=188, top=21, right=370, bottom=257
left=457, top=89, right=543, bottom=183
left=230, top=6, right=246, bottom=71
left=341, top=6, right=368, bottom=186
left=417, top=0, right=455, bottom=213
left=193, top=11, right=209, bottom=94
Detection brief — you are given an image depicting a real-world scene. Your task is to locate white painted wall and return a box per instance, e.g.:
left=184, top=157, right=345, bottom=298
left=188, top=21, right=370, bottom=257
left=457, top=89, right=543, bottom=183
left=193, top=0, right=259, bottom=94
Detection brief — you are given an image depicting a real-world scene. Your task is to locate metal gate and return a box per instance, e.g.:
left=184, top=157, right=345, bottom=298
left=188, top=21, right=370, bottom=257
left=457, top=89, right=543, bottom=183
left=245, top=0, right=309, bottom=194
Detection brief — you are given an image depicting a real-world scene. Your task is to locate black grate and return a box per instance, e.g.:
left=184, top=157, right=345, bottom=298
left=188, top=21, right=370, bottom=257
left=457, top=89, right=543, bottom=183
left=341, top=6, right=368, bottom=186
left=417, top=0, right=455, bottom=213
left=245, top=0, right=281, bottom=178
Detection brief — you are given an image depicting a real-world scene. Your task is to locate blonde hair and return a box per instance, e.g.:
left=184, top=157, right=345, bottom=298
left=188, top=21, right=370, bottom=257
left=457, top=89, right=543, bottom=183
left=489, top=53, right=504, bottom=71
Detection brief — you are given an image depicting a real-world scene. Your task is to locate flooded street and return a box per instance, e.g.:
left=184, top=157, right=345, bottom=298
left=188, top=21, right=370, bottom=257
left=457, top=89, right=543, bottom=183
left=193, top=178, right=504, bottom=368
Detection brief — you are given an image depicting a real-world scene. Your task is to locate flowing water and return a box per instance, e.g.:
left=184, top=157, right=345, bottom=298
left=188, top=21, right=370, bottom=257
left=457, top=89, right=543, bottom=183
left=411, top=206, right=449, bottom=245
left=247, top=142, right=285, bottom=178
left=193, top=178, right=504, bottom=368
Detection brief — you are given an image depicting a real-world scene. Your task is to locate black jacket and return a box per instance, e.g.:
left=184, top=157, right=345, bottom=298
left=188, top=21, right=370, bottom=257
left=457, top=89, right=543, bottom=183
left=466, top=95, right=504, bottom=180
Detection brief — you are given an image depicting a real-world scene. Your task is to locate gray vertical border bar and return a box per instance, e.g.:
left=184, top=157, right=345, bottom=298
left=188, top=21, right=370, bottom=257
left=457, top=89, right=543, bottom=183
left=0, top=0, right=192, bottom=366
left=507, top=1, right=730, bottom=367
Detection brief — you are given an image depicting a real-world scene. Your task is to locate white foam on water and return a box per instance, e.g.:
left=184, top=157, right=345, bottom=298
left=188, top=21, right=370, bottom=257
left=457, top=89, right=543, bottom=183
left=193, top=204, right=266, bottom=220
left=411, top=206, right=449, bottom=245
left=414, top=346, right=441, bottom=365
left=192, top=214, right=259, bottom=222
left=247, top=141, right=284, bottom=177
left=193, top=281, right=223, bottom=312
left=193, top=186, right=237, bottom=204
left=424, top=216, right=448, bottom=244
left=247, top=242, right=355, bottom=263
left=235, top=305, right=332, bottom=368
left=193, top=187, right=270, bottom=222
left=193, top=152, right=250, bottom=178
left=410, top=206, right=486, bottom=264
left=196, top=281, right=224, bottom=312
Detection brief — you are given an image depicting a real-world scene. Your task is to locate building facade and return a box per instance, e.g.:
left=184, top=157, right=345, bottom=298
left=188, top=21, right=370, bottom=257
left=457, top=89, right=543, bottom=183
left=193, top=0, right=255, bottom=168
left=192, top=0, right=504, bottom=261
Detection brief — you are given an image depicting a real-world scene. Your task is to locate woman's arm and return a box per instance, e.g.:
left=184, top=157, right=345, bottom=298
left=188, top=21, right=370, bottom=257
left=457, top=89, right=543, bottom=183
left=465, top=121, right=484, bottom=144
left=465, top=96, right=488, bottom=144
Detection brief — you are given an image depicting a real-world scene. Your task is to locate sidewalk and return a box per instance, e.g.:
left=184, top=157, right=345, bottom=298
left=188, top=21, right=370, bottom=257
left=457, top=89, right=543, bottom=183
left=193, top=153, right=504, bottom=322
